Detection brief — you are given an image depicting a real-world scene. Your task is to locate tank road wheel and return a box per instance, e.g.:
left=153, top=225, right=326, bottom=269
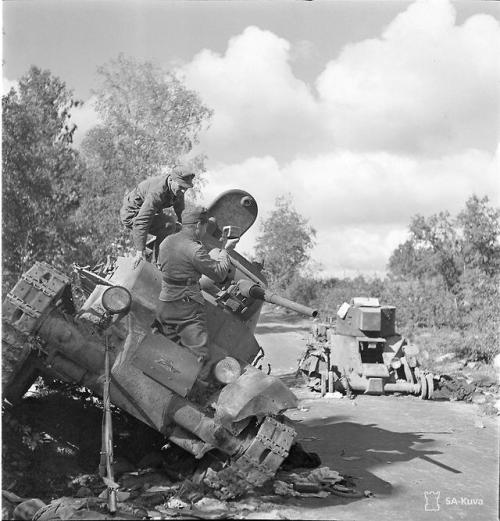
left=419, top=372, right=428, bottom=400
left=425, top=373, right=434, bottom=400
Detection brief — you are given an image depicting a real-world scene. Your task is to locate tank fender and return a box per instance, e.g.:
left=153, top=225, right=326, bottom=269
left=213, top=365, right=297, bottom=426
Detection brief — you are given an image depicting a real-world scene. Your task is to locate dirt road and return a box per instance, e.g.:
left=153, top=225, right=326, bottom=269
left=254, top=312, right=499, bottom=521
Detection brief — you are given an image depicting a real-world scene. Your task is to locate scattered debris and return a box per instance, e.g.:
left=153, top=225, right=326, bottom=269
left=273, top=481, right=298, bottom=497
left=193, top=497, right=228, bottom=513
left=324, top=391, right=343, bottom=400
left=166, top=496, right=189, bottom=509
left=471, top=392, right=487, bottom=405
left=307, top=466, right=341, bottom=483
left=2, top=442, right=365, bottom=520
left=433, top=375, right=477, bottom=401
left=274, top=465, right=360, bottom=499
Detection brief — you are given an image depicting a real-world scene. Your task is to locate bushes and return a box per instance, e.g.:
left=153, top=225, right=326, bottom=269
left=455, top=271, right=500, bottom=362
left=284, top=270, right=500, bottom=363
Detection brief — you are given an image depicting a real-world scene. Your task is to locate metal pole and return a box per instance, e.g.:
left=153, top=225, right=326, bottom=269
left=99, top=332, right=117, bottom=513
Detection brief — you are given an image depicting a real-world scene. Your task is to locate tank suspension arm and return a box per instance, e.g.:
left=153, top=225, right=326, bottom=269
left=168, top=396, right=241, bottom=456
left=238, top=280, right=318, bottom=318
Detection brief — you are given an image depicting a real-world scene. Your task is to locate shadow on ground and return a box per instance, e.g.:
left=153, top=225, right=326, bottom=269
left=267, top=374, right=464, bottom=512
left=263, top=418, right=462, bottom=513
left=2, top=392, right=167, bottom=500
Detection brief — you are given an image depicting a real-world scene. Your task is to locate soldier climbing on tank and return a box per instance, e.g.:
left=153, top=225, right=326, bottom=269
left=156, top=205, right=239, bottom=385
left=120, top=167, right=195, bottom=268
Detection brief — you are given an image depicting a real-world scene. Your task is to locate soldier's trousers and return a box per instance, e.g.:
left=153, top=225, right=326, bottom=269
left=121, top=208, right=177, bottom=262
left=156, top=299, right=209, bottom=366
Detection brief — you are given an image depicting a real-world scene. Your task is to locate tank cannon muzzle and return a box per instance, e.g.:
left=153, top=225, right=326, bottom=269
left=238, top=280, right=318, bottom=318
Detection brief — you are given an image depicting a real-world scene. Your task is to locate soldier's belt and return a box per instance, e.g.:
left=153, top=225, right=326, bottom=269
left=163, top=277, right=199, bottom=286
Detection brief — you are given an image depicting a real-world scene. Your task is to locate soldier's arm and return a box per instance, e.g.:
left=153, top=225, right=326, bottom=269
left=132, top=193, right=162, bottom=252
left=191, top=245, right=231, bottom=283
left=173, top=193, right=185, bottom=223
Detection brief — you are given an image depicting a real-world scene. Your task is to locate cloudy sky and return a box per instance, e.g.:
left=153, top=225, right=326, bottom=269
left=4, top=0, right=499, bottom=278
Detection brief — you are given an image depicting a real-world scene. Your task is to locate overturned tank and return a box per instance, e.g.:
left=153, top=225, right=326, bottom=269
left=297, top=297, right=436, bottom=399
left=2, top=189, right=318, bottom=498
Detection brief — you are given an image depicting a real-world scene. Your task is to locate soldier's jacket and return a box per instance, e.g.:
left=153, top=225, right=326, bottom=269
left=120, top=174, right=185, bottom=251
left=158, top=228, right=231, bottom=304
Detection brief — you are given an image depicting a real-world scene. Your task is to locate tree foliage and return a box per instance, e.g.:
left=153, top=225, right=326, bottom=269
left=255, top=195, right=316, bottom=292
left=84, top=54, right=212, bottom=180
left=385, top=195, right=500, bottom=361
left=458, top=195, right=500, bottom=276
left=388, top=195, right=500, bottom=291
left=78, top=54, right=213, bottom=261
left=2, top=67, right=90, bottom=291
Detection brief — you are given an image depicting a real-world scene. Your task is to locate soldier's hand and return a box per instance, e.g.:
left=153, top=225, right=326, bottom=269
left=133, top=250, right=145, bottom=269
left=224, top=238, right=239, bottom=251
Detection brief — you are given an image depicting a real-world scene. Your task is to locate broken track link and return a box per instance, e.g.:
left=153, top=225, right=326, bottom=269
left=203, top=416, right=296, bottom=499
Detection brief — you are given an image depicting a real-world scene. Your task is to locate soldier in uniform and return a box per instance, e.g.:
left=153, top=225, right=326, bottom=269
left=156, top=205, right=239, bottom=383
left=120, top=168, right=195, bottom=268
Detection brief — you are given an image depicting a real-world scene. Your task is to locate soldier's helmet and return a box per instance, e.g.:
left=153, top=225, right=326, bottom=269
left=171, top=168, right=195, bottom=189
left=182, top=205, right=208, bottom=225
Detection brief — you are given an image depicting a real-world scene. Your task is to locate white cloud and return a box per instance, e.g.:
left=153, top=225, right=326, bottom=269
left=181, top=0, right=499, bottom=163
left=202, top=147, right=499, bottom=276
left=180, top=26, right=326, bottom=162
left=71, top=96, right=100, bottom=147
left=312, top=225, right=409, bottom=278
left=317, top=0, right=500, bottom=154
left=2, top=77, right=18, bottom=95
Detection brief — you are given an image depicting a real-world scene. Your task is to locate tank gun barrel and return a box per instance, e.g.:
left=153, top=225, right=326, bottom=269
left=238, top=280, right=318, bottom=318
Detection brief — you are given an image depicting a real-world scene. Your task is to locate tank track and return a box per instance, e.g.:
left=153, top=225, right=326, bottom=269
left=204, top=416, right=296, bottom=499
left=2, top=263, right=70, bottom=403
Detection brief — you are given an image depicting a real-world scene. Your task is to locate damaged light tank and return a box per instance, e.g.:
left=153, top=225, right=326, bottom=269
left=2, top=189, right=318, bottom=498
left=297, top=298, right=436, bottom=399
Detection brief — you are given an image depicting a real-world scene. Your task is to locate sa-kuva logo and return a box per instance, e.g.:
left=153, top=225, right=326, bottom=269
left=424, top=491, right=440, bottom=511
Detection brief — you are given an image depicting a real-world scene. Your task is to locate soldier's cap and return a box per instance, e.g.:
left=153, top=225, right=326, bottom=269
left=171, top=168, right=195, bottom=189
left=182, top=205, right=208, bottom=225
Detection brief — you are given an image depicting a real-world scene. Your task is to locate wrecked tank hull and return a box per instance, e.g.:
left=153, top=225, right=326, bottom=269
left=2, top=189, right=318, bottom=498
left=298, top=298, right=436, bottom=399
